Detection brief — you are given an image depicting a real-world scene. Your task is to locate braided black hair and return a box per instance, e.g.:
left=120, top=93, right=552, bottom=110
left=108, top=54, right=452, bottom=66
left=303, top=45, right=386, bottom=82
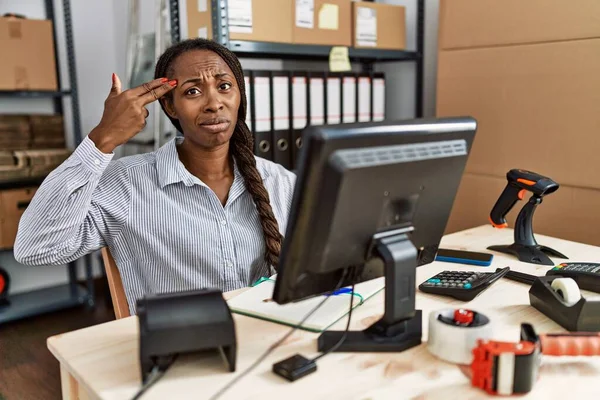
left=154, top=38, right=282, bottom=269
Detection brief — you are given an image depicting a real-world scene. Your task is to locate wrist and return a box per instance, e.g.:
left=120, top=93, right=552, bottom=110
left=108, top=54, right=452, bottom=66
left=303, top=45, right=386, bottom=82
left=88, top=127, right=117, bottom=154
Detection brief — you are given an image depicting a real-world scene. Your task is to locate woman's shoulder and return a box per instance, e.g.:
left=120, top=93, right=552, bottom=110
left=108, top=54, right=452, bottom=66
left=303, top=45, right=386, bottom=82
left=254, top=156, right=296, bottom=187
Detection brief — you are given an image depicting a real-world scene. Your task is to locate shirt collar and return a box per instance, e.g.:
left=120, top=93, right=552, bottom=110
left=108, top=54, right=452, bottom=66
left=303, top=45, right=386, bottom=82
left=155, top=136, right=255, bottom=189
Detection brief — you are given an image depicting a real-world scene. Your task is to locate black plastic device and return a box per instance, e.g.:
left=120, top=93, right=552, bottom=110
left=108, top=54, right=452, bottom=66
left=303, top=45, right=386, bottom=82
left=272, top=355, right=317, bottom=382
left=435, top=248, right=493, bottom=267
left=488, top=169, right=567, bottom=266
left=504, top=263, right=600, bottom=294
left=529, top=276, right=600, bottom=332
left=546, top=263, right=600, bottom=293
left=272, top=116, right=477, bottom=354
left=136, top=288, right=236, bottom=383
left=419, top=267, right=510, bottom=301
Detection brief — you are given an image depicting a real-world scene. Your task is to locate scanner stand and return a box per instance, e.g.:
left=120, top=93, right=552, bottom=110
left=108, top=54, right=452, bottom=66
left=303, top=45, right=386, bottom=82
left=488, top=195, right=567, bottom=266
left=137, top=288, right=236, bottom=384
left=318, top=233, right=422, bottom=353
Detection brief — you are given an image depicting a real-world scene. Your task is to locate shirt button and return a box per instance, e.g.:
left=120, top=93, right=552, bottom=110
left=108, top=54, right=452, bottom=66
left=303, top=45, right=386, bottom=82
left=220, top=219, right=227, bottom=226
left=94, top=159, right=101, bottom=166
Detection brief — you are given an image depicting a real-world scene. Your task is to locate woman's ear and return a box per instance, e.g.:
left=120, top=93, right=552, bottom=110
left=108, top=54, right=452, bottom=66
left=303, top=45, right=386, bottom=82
left=161, top=98, right=177, bottom=119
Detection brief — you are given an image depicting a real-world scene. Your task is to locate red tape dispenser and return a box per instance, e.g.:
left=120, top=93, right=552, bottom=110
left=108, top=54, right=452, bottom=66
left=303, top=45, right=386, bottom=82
left=471, top=323, right=600, bottom=396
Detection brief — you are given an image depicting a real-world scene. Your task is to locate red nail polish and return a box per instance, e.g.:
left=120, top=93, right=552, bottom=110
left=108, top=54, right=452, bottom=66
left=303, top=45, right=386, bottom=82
left=169, top=79, right=177, bottom=87
left=160, top=77, right=169, bottom=83
left=112, top=73, right=116, bottom=82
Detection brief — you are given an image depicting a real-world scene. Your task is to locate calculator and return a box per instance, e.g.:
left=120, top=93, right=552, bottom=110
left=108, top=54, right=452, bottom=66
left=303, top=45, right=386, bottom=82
left=419, top=267, right=510, bottom=301
left=546, top=263, right=600, bottom=293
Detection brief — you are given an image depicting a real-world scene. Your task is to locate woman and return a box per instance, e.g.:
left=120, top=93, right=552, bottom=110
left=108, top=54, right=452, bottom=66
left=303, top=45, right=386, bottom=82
left=14, top=38, right=296, bottom=315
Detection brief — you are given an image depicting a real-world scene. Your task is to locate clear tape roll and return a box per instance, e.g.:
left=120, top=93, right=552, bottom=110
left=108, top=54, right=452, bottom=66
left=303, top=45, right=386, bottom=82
left=427, top=309, right=493, bottom=365
left=551, top=278, right=581, bottom=306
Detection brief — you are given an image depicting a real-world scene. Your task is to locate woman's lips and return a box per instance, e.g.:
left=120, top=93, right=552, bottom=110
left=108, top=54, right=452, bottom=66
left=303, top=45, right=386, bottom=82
left=200, top=118, right=230, bottom=133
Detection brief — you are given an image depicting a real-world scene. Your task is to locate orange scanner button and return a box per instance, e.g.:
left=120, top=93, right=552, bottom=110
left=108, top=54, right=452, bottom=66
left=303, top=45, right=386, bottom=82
left=518, top=189, right=526, bottom=200
left=517, top=178, right=536, bottom=186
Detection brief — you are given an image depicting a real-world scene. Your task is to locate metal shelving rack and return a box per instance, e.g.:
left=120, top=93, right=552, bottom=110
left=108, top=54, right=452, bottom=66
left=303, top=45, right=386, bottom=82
left=168, top=0, right=425, bottom=118
left=0, top=0, right=95, bottom=325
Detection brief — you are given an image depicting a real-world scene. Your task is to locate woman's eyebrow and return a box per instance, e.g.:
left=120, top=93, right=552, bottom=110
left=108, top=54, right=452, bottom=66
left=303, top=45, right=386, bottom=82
left=182, top=72, right=232, bottom=85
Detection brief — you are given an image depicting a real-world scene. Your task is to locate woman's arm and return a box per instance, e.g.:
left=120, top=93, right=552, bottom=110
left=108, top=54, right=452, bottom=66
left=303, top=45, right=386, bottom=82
left=14, top=137, right=130, bottom=265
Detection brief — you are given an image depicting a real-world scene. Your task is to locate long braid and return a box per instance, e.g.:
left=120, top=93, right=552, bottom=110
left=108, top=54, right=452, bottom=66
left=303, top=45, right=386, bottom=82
left=154, top=38, right=283, bottom=269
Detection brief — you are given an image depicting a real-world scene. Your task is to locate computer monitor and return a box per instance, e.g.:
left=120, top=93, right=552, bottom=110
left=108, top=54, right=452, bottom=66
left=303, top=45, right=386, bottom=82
left=272, top=116, right=477, bottom=353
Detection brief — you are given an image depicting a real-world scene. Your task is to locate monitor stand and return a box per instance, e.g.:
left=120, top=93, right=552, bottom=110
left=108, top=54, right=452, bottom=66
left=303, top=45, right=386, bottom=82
left=317, top=232, right=422, bottom=353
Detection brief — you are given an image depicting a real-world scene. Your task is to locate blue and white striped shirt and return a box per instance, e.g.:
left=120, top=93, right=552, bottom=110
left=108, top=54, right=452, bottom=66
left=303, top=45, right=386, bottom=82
left=14, top=136, right=296, bottom=315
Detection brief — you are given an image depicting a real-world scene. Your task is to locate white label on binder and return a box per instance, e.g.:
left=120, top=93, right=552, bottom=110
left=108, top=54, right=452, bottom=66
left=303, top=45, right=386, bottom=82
left=273, top=77, right=290, bottom=130
left=327, top=77, right=341, bottom=125
left=356, top=7, right=377, bottom=47
left=310, top=78, right=325, bottom=125
left=373, top=78, right=385, bottom=121
left=358, top=77, right=371, bottom=122
left=229, top=0, right=253, bottom=33
left=198, top=0, right=207, bottom=12
left=254, top=77, right=270, bottom=132
left=197, top=27, right=208, bottom=39
left=244, top=76, right=252, bottom=124
left=292, top=77, right=307, bottom=129
left=296, top=0, right=314, bottom=29
left=343, top=76, right=356, bottom=123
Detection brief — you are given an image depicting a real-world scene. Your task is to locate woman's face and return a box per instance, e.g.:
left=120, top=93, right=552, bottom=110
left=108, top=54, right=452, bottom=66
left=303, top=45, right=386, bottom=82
left=163, top=49, right=240, bottom=149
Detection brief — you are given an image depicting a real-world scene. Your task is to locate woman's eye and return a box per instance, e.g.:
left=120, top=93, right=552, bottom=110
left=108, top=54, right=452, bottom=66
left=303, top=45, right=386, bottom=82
left=220, top=82, right=232, bottom=90
left=186, top=88, right=200, bottom=95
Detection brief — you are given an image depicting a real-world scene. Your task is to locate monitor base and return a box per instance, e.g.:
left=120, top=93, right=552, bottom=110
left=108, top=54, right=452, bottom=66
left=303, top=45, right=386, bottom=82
left=317, top=310, right=422, bottom=352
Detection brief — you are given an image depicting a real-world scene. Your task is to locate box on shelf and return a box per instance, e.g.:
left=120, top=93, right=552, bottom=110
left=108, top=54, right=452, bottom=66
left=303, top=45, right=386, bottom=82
left=13, top=149, right=71, bottom=178
left=186, top=0, right=293, bottom=44
left=0, top=115, right=30, bottom=150
left=352, top=2, right=406, bottom=50
left=438, top=0, right=600, bottom=50
left=292, top=0, right=352, bottom=46
left=0, top=17, right=58, bottom=91
left=0, top=187, right=37, bottom=249
left=29, top=115, right=65, bottom=149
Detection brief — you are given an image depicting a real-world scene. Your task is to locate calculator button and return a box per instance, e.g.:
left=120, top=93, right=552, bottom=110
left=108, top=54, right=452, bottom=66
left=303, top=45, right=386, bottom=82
left=464, top=283, right=472, bottom=289
left=457, top=283, right=464, bottom=288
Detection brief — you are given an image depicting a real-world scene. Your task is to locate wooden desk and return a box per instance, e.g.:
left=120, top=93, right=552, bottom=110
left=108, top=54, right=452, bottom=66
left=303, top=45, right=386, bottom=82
left=48, top=226, right=600, bottom=399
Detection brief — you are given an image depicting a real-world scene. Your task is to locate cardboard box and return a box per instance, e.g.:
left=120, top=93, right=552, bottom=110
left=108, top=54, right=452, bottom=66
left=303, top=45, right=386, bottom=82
left=439, top=0, right=600, bottom=50
left=293, top=0, right=352, bottom=46
left=29, top=115, right=65, bottom=148
left=436, top=39, right=600, bottom=190
left=0, top=17, right=58, bottom=90
left=0, top=187, right=37, bottom=249
left=352, top=2, right=405, bottom=50
left=0, top=115, right=30, bottom=150
left=446, top=173, right=600, bottom=247
left=186, top=0, right=293, bottom=44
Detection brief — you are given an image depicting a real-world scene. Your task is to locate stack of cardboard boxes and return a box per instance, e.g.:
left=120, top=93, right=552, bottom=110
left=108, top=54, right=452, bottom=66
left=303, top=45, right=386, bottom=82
left=437, top=0, right=600, bottom=246
left=0, top=16, right=69, bottom=248
left=185, top=0, right=406, bottom=50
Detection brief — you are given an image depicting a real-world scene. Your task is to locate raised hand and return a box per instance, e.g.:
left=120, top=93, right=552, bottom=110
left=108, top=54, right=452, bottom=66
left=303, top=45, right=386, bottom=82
left=88, top=73, right=177, bottom=153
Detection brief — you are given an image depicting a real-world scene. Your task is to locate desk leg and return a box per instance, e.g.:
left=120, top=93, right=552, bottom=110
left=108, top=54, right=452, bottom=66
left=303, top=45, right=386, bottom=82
left=60, top=364, right=79, bottom=400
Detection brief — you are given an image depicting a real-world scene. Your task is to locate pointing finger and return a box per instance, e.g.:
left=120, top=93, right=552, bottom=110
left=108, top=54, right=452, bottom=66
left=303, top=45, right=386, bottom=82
left=129, top=77, right=170, bottom=97
left=139, top=80, right=177, bottom=105
left=109, top=72, right=122, bottom=96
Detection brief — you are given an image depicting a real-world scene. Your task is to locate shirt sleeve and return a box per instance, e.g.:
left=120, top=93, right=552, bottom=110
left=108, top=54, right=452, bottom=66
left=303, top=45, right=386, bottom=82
left=13, top=136, right=131, bottom=266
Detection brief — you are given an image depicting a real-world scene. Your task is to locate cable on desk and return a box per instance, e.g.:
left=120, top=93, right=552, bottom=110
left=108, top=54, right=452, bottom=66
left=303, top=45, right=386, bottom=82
left=131, top=355, right=178, bottom=400
left=208, top=273, right=348, bottom=400
left=310, top=284, right=355, bottom=363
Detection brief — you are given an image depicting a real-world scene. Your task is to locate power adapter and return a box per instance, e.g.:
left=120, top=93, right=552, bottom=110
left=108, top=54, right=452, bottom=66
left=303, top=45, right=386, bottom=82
left=272, top=354, right=317, bottom=382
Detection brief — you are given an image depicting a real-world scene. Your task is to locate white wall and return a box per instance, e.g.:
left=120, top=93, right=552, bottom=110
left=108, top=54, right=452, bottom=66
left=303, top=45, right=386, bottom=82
left=0, top=0, right=441, bottom=294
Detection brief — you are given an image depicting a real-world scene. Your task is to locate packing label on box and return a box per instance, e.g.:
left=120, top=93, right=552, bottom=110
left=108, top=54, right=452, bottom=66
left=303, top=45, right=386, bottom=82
left=228, top=0, right=253, bottom=33
left=356, top=7, right=377, bottom=47
left=296, top=0, right=314, bottom=29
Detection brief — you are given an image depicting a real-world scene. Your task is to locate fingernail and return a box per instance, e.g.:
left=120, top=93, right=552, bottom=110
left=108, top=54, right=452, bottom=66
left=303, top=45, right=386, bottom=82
left=169, top=79, right=177, bottom=87
left=112, top=73, right=116, bottom=82
left=160, top=77, right=169, bottom=83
